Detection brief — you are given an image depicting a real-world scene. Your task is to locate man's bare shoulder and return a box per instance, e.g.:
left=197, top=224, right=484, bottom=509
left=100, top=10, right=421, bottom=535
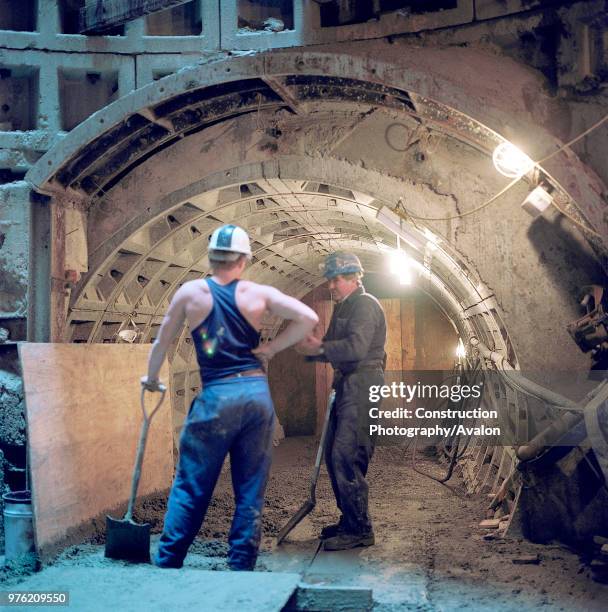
left=237, top=280, right=276, bottom=296
left=176, top=279, right=209, bottom=300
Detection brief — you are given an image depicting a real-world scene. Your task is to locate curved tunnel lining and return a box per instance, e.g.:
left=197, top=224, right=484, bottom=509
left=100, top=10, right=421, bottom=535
left=28, top=51, right=588, bottom=419
left=66, top=172, right=514, bottom=425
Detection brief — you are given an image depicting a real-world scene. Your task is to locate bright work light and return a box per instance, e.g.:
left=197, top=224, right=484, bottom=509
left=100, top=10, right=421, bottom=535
left=399, top=269, right=412, bottom=285
left=456, top=338, right=466, bottom=359
left=389, top=249, right=409, bottom=274
left=492, top=141, right=534, bottom=178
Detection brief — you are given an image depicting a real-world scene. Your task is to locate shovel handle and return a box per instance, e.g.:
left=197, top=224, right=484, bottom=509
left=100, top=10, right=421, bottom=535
left=275, top=390, right=335, bottom=545
left=140, top=385, right=166, bottom=422
left=125, top=387, right=166, bottom=521
left=309, top=390, right=335, bottom=501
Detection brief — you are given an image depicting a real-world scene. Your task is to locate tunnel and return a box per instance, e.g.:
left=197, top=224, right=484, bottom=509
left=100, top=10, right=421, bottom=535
left=1, top=1, right=608, bottom=610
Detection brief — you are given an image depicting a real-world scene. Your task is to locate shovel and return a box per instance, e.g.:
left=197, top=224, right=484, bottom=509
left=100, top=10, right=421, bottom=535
left=276, top=390, right=335, bottom=545
left=105, top=385, right=166, bottom=562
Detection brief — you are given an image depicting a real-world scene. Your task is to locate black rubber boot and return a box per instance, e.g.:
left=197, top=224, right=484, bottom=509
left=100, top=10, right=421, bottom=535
left=319, top=516, right=346, bottom=539
left=323, top=531, right=375, bottom=551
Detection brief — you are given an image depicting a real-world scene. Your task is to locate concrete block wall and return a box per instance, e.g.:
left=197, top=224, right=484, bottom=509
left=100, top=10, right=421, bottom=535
left=3, top=0, right=573, bottom=179
left=3, top=1, right=603, bottom=183
left=0, top=1, right=221, bottom=177
left=0, top=182, right=30, bottom=319
left=223, top=0, right=477, bottom=50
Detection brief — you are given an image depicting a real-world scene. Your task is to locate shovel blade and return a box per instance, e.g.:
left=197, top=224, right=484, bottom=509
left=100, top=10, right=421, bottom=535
left=105, top=515, right=151, bottom=563
left=276, top=500, right=315, bottom=545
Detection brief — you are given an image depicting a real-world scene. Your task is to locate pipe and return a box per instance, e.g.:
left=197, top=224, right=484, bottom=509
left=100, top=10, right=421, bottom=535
left=516, top=413, right=583, bottom=461
left=469, top=337, right=580, bottom=412
left=517, top=384, right=608, bottom=462
left=469, top=337, right=585, bottom=461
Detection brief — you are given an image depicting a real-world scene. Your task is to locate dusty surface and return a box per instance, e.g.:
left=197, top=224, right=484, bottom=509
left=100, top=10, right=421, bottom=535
left=0, top=370, right=26, bottom=446
left=0, top=566, right=301, bottom=612
left=2, top=437, right=607, bottom=611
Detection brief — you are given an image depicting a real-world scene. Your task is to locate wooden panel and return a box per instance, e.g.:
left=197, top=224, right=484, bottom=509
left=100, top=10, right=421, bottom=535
left=380, top=298, right=402, bottom=371
left=50, top=202, right=67, bottom=342
left=317, top=361, right=333, bottom=435
left=416, top=295, right=458, bottom=369
left=314, top=299, right=333, bottom=435
left=400, top=298, right=416, bottom=370
left=268, top=345, right=316, bottom=436
left=19, top=343, right=173, bottom=558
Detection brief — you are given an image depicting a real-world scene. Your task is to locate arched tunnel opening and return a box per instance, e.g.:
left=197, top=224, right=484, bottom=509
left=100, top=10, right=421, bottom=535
left=66, top=176, right=499, bottom=425
left=2, top=5, right=608, bottom=609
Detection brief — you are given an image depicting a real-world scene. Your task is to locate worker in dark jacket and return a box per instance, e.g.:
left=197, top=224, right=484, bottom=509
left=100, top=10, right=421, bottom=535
left=297, top=252, right=386, bottom=550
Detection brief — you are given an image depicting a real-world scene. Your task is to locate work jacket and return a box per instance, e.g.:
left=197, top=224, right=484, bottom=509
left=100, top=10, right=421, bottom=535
left=315, top=286, right=387, bottom=380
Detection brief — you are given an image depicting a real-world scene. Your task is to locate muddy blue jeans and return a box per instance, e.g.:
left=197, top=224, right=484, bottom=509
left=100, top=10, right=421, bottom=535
left=155, top=376, right=275, bottom=570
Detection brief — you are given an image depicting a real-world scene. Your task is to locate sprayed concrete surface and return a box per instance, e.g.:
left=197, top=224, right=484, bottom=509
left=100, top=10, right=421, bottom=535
left=2, top=438, right=607, bottom=611
left=0, top=566, right=301, bottom=612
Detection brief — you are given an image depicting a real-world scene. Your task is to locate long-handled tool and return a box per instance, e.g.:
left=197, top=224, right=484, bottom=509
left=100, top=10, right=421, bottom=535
left=276, top=390, right=335, bottom=545
left=105, top=385, right=166, bottom=562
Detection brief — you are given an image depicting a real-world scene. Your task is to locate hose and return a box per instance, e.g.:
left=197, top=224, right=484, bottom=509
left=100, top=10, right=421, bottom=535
left=469, top=337, right=580, bottom=412
left=409, top=359, right=483, bottom=498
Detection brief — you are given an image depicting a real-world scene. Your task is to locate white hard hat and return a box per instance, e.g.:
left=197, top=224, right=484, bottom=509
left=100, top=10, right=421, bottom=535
left=208, top=224, right=252, bottom=262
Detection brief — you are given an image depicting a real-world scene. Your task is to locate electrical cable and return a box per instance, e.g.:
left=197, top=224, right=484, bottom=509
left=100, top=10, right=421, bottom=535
left=404, top=176, right=521, bottom=222
left=477, top=346, right=577, bottom=410
left=410, top=437, right=468, bottom=499
left=535, top=113, right=608, bottom=165
left=495, top=363, right=573, bottom=409
left=409, top=360, right=483, bottom=498
left=401, top=113, right=608, bottom=230
left=548, top=199, right=602, bottom=239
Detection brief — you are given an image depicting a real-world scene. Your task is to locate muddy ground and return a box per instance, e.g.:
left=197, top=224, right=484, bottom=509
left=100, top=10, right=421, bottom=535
left=2, top=437, right=607, bottom=610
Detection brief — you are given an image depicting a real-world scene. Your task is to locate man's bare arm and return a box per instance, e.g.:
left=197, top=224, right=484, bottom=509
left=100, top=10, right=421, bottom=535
left=252, top=286, right=318, bottom=359
left=142, top=286, right=188, bottom=390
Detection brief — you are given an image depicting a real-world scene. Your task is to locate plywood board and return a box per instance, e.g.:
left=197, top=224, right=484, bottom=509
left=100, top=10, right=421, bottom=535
left=314, top=299, right=334, bottom=434
left=381, top=298, right=402, bottom=371
left=416, top=295, right=458, bottom=369
left=400, top=297, right=416, bottom=370
left=18, top=343, right=173, bottom=558
left=268, top=345, right=316, bottom=436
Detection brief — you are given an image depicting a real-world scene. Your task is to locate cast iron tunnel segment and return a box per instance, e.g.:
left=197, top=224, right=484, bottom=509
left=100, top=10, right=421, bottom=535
left=52, top=76, right=422, bottom=198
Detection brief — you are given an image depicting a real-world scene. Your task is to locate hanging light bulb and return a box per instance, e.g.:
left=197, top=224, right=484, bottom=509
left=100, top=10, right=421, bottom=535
left=389, top=249, right=410, bottom=273
left=399, top=268, right=412, bottom=285
left=492, top=141, right=534, bottom=178
left=389, top=249, right=413, bottom=285
left=456, top=338, right=466, bottom=359
left=116, top=315, right=140, bottom=343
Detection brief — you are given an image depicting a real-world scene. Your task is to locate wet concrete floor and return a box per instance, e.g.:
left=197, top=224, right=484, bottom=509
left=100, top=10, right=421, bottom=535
left=2, top=438, right=607, bottom=610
